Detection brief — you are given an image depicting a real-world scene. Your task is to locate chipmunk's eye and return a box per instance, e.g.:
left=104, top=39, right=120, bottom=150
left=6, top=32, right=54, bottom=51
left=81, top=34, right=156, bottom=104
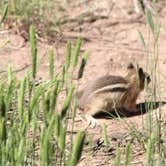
left=127, top=63, right=134, bottom=69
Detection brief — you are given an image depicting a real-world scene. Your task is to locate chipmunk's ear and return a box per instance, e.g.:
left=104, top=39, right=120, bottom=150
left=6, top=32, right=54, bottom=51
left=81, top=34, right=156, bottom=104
left=127, top=63, right=134, bottom=69
left=138, top=68, right=144, bottom=79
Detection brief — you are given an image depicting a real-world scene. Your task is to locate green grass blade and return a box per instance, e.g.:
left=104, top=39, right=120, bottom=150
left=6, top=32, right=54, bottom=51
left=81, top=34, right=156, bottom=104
left=65, top=41, right=71, bottom=71
left=49, top=48, right=54, bottom=80
left=113, top=147, right=121, bottom=166
left=146, top=134, right=155, bottom=166
left=7, top=65, right=13, bottom=84
left=57, top=127, right=66, bottom=154
left=102, top=123, right=109, bottom=164
left=16, top=138, right=25, bottom=165
left=61, top=84, right=75, bottom=118
left=42, top=89, right=51, bottom=123
left=0, top=118, right=7, bottom=142
left=30, top=85, right=42, bottom=110
left=102, top=123, right=109, bottom=149
left=124, top=143, right=131, bottom=166
left=5, top=66, right=15, bottom=112
left=0, top=4, right=8, bottom=24
left=155, top=23, right=160, bottom=42
left=49, top=81, right=59, bottom=113
left=32, top=107, right=38, bottom=134
left=138, top=31, right=146, bottom=50
left=72, top=37, right=82, bottom=69
left=25, top=73, right=31, bottom=99
left=29, top=85, right=42, bottom=121
left=54, top=113, right=61, bottom=137
left=59, top=65, right=65, bottom=90
left=29, top=25, right=37, bottom=79
left=68, top=130, right=85, bottom=166
left=78, top=51, right=88, bottom=79
left=40, top=128, right=49, bottom=166
left=0, top=84, right=6, bottom=118
left=146, top=10, right=154, bottom=33
left=71, top=98, right=77, bottom=129
left=18, top=77, right=26, bottom=119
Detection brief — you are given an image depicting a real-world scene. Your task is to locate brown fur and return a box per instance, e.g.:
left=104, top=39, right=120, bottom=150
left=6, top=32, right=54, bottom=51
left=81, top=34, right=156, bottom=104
left=78, top=63, right=150, bottom=116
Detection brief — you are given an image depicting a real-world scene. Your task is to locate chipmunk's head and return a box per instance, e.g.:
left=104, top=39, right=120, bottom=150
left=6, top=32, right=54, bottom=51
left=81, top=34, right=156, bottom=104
left=126, top=63, right=150, bottom=90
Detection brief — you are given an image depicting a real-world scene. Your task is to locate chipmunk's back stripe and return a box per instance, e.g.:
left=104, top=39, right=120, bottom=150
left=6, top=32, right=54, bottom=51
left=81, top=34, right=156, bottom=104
left=94, top=84, right=128, bottom=94
left=104, top=87, right=127, bottom=92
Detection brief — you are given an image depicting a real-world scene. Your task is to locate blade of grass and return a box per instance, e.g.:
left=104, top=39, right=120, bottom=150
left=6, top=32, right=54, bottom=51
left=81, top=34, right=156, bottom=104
left=72, top=37, right=82, bottom=69
left=124, top=143, right=131, bottom=166
left=146, top=9, right=154, bottom=33
left=18, top=77, right=26, bottom=119
left=0, top=4, right=8, bottom=24
left=138, top=31, right=146, bottom=51
left=49, top=48, right=54, bottom=80
left=0, top=117, right=7, bottom=142
left=102, top=123, right=109, bottom=150
left=16, top=138, right=25, bottom=165
left=29, top=85, right=42, bottom=121
left=54, top=113, right=61, bottom=137
left=154, top=23, right=160, bottom=42
left=61, top=84, right=75, bottom=119
left=113, top=147, right=121, bottom=166
left=68, top=130, right=85, bottom=166
left=29, top=25, right=37, bottom=79
left=40, top=127, right=49, bottom=166
left=49, top=80, right=59, bottom=113
left=65, top=41, right=71, bottom=71
left=57, top=127, right=66, bottom=154
left=146, top=134, right=155, bottom=166
left=5, top=66, right=15, bottom=112
left=78, top=51, right=88, bottom=79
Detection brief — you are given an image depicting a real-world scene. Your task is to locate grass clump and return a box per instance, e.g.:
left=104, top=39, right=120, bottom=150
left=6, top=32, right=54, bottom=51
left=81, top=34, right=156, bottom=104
left=0, top=24, right=88, bottom=165
left=112, top=7, right=164, bottom=166
left=133, top=8, right=163, bottom=165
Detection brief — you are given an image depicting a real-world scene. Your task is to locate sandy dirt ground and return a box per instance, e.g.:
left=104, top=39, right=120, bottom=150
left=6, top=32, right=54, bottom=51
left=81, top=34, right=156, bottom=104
left=0, top=0, right=166, bottom=165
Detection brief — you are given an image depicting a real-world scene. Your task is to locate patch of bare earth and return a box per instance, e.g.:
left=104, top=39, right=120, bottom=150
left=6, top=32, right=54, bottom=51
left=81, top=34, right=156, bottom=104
left=0, top=0, right=166, bottom=165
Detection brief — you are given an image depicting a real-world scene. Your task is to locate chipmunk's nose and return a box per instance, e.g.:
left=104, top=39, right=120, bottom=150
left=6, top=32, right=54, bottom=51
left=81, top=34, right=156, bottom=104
left=145, top=72, right=150, bottom=84
left=147, top=75, right=151, bottom=83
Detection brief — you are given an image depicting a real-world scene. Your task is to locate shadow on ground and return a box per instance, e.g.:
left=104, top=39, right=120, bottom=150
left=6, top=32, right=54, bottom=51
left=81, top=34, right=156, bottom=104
left=93, top=101, right=166, bottom=119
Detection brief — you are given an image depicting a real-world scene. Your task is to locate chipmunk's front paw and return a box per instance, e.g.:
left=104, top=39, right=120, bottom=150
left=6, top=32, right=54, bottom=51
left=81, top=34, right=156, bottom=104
left=85, top=114, right=99, bottom=128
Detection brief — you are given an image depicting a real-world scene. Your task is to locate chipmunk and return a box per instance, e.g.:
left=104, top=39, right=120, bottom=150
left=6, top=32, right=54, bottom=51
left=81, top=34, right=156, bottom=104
left=77, top=63, right=150, bottom=127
